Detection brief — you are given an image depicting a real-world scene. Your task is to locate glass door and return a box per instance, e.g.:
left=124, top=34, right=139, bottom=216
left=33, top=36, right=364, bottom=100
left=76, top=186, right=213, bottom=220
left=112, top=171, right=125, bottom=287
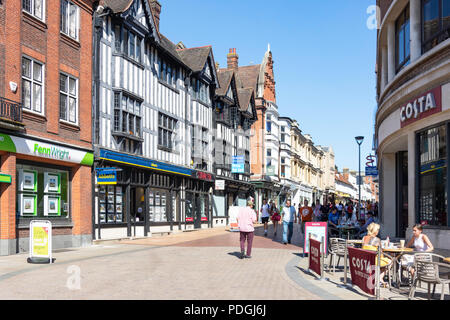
left=396, top=151, right=408, bottom=238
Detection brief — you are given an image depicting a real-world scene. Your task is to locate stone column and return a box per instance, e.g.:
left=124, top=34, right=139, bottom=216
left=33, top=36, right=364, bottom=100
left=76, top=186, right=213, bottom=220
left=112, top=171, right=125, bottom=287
left=407, top=131, right=416, bottom=236
left=381, top=45, right=388, bottom=92
left=387, top=21, right=396, bottom=82
left=380, top=153, right=396, bottom=238
left=410, top=0, right=422, bottom=62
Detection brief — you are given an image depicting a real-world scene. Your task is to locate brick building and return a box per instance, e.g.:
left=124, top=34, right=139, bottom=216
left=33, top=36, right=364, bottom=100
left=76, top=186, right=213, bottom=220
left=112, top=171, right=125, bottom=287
left=0, top=0, right=94, bottom=255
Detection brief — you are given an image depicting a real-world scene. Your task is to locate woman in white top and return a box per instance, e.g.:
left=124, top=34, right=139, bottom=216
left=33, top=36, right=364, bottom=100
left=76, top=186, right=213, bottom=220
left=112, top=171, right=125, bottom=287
left=402, top=224, right=434, bottom=279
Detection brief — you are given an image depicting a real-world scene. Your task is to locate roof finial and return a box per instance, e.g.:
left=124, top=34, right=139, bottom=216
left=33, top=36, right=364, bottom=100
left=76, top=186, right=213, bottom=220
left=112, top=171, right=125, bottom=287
left=267, top=43, right=271, bottom=52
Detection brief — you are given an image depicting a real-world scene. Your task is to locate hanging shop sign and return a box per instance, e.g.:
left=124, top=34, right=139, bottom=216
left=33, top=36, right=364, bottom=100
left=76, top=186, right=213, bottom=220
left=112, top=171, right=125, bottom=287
left=400, top=86, right=442, bottom=128
left=365, top=166, right=378, bottom=176
left=0, top=173, right=11, bottom=183
left=28, top=220, right=53, bottom=264
left=99, top=149, right=193, bottom=177
left=232, top=156, right=245, bottom=173
left=195, top=171, right=214, bottom=182
left=96, top=168, right=120, bottom=185
left=215, top=180, right=225, bottom=191
left=0, top=133, right=93, bottom=166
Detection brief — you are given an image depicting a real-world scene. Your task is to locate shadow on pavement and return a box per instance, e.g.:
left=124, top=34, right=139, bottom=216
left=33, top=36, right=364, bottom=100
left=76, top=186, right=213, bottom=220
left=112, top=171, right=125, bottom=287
left=227, top=252, right=243, bottom=259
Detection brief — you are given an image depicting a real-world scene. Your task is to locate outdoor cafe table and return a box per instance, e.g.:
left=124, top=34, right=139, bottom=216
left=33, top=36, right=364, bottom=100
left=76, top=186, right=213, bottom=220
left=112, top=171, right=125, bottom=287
left=382, top=247, right=414, bottom=290
left=337, top=225, right=358, bottom=239
left=346, top=239, right=363, bottom=248
left=444, top=257, right=450, bottom=264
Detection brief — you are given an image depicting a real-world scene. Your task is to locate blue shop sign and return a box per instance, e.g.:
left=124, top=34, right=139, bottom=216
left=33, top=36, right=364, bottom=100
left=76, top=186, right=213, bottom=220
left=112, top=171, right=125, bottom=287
left=232, top=156, right=245, bottom=173
left=365, top=166, right=378, bottom=176
left=99, top=149, right=193, bottom=177
left=96, top=168, right=118, bottom=185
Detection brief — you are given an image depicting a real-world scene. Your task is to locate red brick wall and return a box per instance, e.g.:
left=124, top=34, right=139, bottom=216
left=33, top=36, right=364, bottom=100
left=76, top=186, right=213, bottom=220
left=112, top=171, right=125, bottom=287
left=0, top=1, right=94, bottom=243
left=0, top=153, right=16, bottom=240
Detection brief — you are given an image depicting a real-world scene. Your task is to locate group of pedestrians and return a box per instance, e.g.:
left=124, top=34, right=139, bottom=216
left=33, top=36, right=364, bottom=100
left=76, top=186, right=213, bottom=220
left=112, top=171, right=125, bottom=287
left=236, top=197, right=380, bottom=259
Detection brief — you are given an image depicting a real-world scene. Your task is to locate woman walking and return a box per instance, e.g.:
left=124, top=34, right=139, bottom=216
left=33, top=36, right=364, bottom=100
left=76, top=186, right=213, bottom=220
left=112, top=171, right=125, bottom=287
left=237, top=198, right=257, bottom=259
left=270, top=201, right=281, bottom=237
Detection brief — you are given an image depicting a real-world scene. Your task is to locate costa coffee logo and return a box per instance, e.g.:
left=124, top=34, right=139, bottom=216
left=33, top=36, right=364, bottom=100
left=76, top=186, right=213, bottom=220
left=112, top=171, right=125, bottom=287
left=196, top=171, right=213, bottom=182
left=400, top=86, right=442, bottom=128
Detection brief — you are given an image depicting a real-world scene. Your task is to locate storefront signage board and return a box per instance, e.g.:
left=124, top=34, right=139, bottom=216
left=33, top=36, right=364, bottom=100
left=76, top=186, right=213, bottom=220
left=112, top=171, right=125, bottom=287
left=215, top=180, right=225, bottom=190
left=232, top=156, right=245, bottom=173
left=0, top=134, right=93, bottom=166
left=96, top=169, right=117, bottom=185
left=28, top=220, right=52, bottom=263
left=400, top=86, right=442, bottom=128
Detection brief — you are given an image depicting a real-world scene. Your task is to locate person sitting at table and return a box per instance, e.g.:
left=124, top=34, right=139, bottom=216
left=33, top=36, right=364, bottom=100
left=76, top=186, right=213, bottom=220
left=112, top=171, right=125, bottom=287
left=356, top=211, right=375, bottom=237
left=328, top=207, right=340, bottom=236
left=338, top=210, right=348, bottom=225
left=362, top=222, right=391, bottom=287
left=400, top=224, right=435, bottom=280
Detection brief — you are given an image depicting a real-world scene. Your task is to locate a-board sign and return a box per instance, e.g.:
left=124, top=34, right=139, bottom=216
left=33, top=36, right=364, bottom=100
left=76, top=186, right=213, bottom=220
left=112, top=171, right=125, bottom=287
left=228, top=206, right=240, bottom=232
left=348, top=247, right=377, bottom=296
left=28, top=220, right=52, bottom=263
left=309, top=238, right=322, bottom=276
left=304, top=222, right=327, bottom=254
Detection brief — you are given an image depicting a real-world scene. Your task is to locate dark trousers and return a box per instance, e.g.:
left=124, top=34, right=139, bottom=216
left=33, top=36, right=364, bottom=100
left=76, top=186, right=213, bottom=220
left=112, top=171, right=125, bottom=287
left=240, top=231, right=254, bottom=256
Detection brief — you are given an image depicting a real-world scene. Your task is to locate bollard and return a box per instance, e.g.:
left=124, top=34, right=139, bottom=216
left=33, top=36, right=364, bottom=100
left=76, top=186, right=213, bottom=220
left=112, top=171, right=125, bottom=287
left=320, top=236, right=325, bottom=281
left=376, top=245, right=381, bottom=300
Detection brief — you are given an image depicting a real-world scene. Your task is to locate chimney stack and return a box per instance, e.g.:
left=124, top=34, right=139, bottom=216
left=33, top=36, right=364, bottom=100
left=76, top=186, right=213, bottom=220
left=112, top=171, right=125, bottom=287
left=227, top=48, right=239, bottom=70
left=150, top=0, right=161, bottom=32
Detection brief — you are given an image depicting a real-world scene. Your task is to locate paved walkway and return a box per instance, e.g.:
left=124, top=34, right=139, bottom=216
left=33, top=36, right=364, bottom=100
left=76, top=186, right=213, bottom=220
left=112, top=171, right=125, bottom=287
left=0, top=224, right=447, bottom=300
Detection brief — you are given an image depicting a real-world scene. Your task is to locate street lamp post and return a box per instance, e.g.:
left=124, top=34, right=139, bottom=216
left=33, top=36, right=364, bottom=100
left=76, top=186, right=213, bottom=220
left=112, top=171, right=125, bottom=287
left=355, top=136, right=364, bottom=219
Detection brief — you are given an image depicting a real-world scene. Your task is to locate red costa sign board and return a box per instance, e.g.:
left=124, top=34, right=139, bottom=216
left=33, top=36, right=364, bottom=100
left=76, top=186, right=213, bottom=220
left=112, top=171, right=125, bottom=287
left=309, top=238, right=321, bottom=276
left=400, top=86, right=442, bottom=128
left=196, top=171, right=214, bottom=182
left=348, top=247, right=377, bottom=296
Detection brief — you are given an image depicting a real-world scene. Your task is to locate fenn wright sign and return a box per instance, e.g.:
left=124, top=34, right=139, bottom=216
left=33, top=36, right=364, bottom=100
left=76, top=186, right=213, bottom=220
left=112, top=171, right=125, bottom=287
left=400, top=86, right=442, bottom=128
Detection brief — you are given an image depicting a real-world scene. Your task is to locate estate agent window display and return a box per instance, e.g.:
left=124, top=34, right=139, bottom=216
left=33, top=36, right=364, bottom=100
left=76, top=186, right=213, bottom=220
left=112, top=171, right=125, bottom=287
left=98, top=185, right=125, bottom=224
left=16, top=163, right=69, bottom=219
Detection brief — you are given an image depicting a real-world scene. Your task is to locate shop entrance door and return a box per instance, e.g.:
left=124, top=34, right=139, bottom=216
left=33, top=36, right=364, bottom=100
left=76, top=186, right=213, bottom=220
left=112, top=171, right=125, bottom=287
left=130, top=187, right=145, bottom=236
left=194, top=194, right=202, bottom=229
left=396, top=151, right=408, bottom=238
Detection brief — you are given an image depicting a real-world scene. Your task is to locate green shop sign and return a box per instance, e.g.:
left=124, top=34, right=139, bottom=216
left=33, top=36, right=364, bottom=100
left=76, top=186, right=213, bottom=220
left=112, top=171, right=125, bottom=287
left=0, top=134, right=93, bottom=166
left=0, top=173, right=11, bottom=183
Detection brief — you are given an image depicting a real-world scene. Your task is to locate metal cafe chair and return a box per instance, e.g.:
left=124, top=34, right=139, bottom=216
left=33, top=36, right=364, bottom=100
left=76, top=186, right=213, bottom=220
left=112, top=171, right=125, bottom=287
left=409, top=253, right=450, bottom=300
left=328, top=238, right=354, bottom=274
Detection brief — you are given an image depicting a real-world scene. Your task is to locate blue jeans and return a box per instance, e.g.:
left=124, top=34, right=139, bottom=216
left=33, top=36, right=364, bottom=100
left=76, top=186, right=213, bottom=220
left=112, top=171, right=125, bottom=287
left=282, top=221, right=294, bottom=243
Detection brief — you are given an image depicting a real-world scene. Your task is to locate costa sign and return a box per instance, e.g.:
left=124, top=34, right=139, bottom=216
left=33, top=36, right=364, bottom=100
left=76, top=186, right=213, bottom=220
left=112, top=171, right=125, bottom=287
left=348, top=247, right=377, bottom=296
left=400, top=86, right=442, bottom=128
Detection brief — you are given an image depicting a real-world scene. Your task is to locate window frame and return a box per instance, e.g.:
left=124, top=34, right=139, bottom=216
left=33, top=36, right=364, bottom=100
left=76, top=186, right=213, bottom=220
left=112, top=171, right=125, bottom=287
left=60, top=0, right=80, bottom=41
left=21, top=56, right=45, bottom=116
left=158, top=112, right=177, bottom=151
left=22, top=0, right=46, bottom=22
left=421, top=0, right=450, bottom=53
left=395, top=5, right=411, bottom=73
left=59, top=72, right=79, bottom=125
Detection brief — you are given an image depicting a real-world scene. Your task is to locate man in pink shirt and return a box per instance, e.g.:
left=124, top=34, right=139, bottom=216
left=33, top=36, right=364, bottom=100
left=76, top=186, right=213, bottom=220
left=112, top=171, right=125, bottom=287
left=237, top=199, right=257, bottom=259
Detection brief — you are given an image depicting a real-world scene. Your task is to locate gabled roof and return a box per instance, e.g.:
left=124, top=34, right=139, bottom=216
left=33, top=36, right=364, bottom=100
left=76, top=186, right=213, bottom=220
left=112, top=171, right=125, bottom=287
left=216, top=69, right=234, bottom=97
left=177, top=46, right=212, bottom=73
left=236, top=65, right=260, bottom=94
left=237, top=88, right=253, bottom=113
left=100, top=0, right=133, bottom=13
left=160, top=34, right=183, bottom=62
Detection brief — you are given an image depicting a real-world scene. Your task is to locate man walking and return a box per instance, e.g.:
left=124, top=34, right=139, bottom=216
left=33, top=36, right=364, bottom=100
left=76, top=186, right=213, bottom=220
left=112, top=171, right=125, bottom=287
left=299, top=199, right=313, bottom=235
left=237, top=198, right=257, bottom=259
left=281, top=199, right=297, bottom=245
left=260, top=199, right=271, bottom=237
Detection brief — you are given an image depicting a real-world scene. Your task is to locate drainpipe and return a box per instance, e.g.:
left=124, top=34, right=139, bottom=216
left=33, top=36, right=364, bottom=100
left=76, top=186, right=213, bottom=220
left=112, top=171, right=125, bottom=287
left=92, top=4, right=112, bottom=241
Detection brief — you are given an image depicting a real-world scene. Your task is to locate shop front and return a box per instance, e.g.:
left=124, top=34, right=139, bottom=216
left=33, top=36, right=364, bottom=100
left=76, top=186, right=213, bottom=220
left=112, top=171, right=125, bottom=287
left=94, top=149, right=214, bottom=239
left=377, top=83, right=450, bottom=248
left=0, top=132, right=93, bottom=255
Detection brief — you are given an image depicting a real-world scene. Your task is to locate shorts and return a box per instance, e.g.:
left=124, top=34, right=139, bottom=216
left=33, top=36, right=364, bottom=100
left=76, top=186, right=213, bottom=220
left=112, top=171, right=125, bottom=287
left=262, top=217, right=270, bottom=223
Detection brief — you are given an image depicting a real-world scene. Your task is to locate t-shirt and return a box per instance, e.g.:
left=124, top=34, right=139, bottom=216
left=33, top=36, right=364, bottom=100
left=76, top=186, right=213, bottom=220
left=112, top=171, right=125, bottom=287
left=328, top=212, right=340, bottom=225
left=282, top=206, right=296, bottom=223
left=300, top=206, right=313, bottom=222
left=261, top=204, right=270, bottom=218
left=238, top=207, right=257, bottom=232
left=320, top=205, right=329, bottom=214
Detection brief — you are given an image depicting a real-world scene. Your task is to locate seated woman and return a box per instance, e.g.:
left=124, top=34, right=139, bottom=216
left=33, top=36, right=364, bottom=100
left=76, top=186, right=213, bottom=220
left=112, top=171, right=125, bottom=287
left=400, top=224, right=434, bottom=279
left=362, top=223, right=392, bottom=287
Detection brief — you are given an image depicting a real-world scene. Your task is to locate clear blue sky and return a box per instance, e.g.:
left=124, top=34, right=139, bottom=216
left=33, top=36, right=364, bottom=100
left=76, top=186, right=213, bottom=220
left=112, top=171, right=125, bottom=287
left=160, top=0, right=378, bottom=172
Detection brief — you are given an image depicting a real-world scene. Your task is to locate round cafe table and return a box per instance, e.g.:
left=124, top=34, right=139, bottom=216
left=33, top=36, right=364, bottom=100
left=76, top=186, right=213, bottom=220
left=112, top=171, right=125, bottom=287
left=382, top=247, right=414, bottom=289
